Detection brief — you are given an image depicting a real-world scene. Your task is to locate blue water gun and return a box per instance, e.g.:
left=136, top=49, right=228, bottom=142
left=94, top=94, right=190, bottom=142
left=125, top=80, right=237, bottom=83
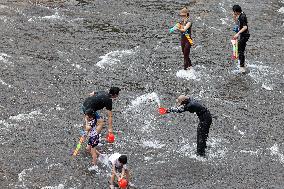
left=233, top=25, right=239, bottom=33
left=169, top=23, right=181, bottom=33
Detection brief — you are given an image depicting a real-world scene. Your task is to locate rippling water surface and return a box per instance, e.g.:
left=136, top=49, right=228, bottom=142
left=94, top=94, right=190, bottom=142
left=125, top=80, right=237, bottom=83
left=0, top=0, right=284, bottom=188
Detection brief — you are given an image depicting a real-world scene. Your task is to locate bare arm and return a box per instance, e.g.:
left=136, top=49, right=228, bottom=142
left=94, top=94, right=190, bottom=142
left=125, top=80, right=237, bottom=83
left=178, top=22, right=191, bottom=33
left=120, top=168, right=126, bottom=180
left=89, top=91, right=96, bottom=96
left=112, top=163, right=120, bottom=180
left=107, top=110, right=113, bottom=133
left=233, top=25, right=247, bottom=39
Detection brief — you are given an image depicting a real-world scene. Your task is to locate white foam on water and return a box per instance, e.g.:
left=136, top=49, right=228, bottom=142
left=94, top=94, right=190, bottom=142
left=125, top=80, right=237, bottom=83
left=138, top=116, right=158, bottom=133
left=238, top=61, right=279, bottom=91
left=42, top=12, right=62, bottom=20
left=220, top=18, right=229, bottom=25
left=238, top=130, right=245, bottom=136
left=240, top=149, right=259, bottom=155
left=96, top=49, right=135, bottom=68
left=247, top=63, right=269, bottom=71
left=71, top=63, right=82, bottom=69
left=270, top=143, right=284, bottom=164
left=122, top=12, right=132, bottom=15
left=0, top=53, right=11, bottom=63
left=177, top=143, right=207, bottom=162
left=0, top=5, right=9, bottom=9
left=144, top=157, right=153, bottom=161
left=0, top=78, right=12, bottom=88
left=71, top=63, right=87, bottom=71
left=55, top=105, right=65, bottom=111
left=206, top=137, right=228, bottom=159
left=176, top=69, right=200, bottom=81
left=141, top=140, right=165, bottom=149
left=47, top=163, right=63, bottom=170
left=177, top=137, right=227, bottom=161
left=17, top=167, right=35, bottom=188
left=0, top=120, right=15, bottom=128
left=127, top=92, right=161, bottom=109
left=9, top=110, right=42, bottom=121
left=261, top=83, right=273, bottom=91
left=278, top=7, right=284, bottom=14
left=28, top=12, right=63, bottom=22
left=41, top=184, right=65, bottom=189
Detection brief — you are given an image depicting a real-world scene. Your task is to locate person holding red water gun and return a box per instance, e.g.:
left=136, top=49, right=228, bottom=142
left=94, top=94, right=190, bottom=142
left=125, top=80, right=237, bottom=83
left=161, top=95, right=212, bottom=157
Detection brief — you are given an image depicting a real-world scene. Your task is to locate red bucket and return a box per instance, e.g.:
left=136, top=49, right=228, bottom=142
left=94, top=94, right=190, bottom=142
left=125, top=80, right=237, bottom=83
left=106, top=133, right=115, bottom=143
left=159, top=107, right=167, bottom=115
left=118, top=178, right=128, bottom=189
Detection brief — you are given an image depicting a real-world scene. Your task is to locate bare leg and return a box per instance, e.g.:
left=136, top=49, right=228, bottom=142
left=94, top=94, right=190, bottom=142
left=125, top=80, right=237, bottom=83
left=91, top=147, right=100, bottom=165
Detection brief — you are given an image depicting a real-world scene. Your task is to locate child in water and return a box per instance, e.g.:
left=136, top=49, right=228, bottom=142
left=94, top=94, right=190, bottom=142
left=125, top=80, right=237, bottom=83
left=109, top=155, right=131, bottom=189
left=83, top=109, right=106, bottom=172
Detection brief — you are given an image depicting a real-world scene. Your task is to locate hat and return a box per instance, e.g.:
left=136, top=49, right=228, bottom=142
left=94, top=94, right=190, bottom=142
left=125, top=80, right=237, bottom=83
left=179, top=7, right=189, bottom=16
left=176, top=95, right=189, bottom=105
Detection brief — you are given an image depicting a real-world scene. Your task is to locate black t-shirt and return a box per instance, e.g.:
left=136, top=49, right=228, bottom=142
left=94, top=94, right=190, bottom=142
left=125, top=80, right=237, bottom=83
left=238, top=12, right=249, bottom=36
left=83, top=91, right=112, bottom=112
left=183, top=98, right=208, bottom=116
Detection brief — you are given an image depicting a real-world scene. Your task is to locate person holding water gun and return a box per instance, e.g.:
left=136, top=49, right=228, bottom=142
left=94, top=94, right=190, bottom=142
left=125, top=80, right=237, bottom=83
left=83, top=109, right=106, bottom=172
left=170, top=7, right=194, bottom=70
left=232, top=5, right=250, bottom=73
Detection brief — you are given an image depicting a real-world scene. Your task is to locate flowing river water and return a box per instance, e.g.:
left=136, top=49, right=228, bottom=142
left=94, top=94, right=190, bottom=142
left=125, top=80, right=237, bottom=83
left=0, top=0, right=284, bottom=188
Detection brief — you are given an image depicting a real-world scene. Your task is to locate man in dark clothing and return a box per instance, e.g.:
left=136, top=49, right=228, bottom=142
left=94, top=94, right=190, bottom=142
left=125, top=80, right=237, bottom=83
left=82, top=87, right=120, bottom=134
left=166, top=95, right=212, bottom=157
left=232, top=5, right=250, bottom=73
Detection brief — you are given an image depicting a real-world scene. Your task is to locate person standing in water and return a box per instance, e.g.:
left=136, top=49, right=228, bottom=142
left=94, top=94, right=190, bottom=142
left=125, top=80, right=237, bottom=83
left=83, top=109, right=104, bottom=172
left=166, top=95, right=212, bottom=157
left=177, top=7, right=194, bottom=70
left=82, top=87, right=121, bottom=134
left=232, top=5, right=250, bottom=73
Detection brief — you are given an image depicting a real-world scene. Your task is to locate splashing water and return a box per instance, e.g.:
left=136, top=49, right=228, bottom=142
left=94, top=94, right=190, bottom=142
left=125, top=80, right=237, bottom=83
left=96, top=49, right=135, bottom=68
left=127, top=92, right=161, bottom=110
left=270, top=143, right=284, bottom=164
left=176, top=69, right=200, bottom=81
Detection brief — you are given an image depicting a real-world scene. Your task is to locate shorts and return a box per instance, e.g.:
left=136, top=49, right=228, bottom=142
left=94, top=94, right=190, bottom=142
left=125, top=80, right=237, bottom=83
left=88, top=134, right=100, bottom=148
left=81, top=106, right=101, bottom=119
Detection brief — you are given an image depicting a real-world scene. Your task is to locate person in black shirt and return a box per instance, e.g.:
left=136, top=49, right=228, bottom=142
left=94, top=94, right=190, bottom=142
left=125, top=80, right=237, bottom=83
left=82, top=87, right=120, bottom=134
left=232, top=5, right=250, bottom=73
left=166, top=95, right=212, bottom=157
